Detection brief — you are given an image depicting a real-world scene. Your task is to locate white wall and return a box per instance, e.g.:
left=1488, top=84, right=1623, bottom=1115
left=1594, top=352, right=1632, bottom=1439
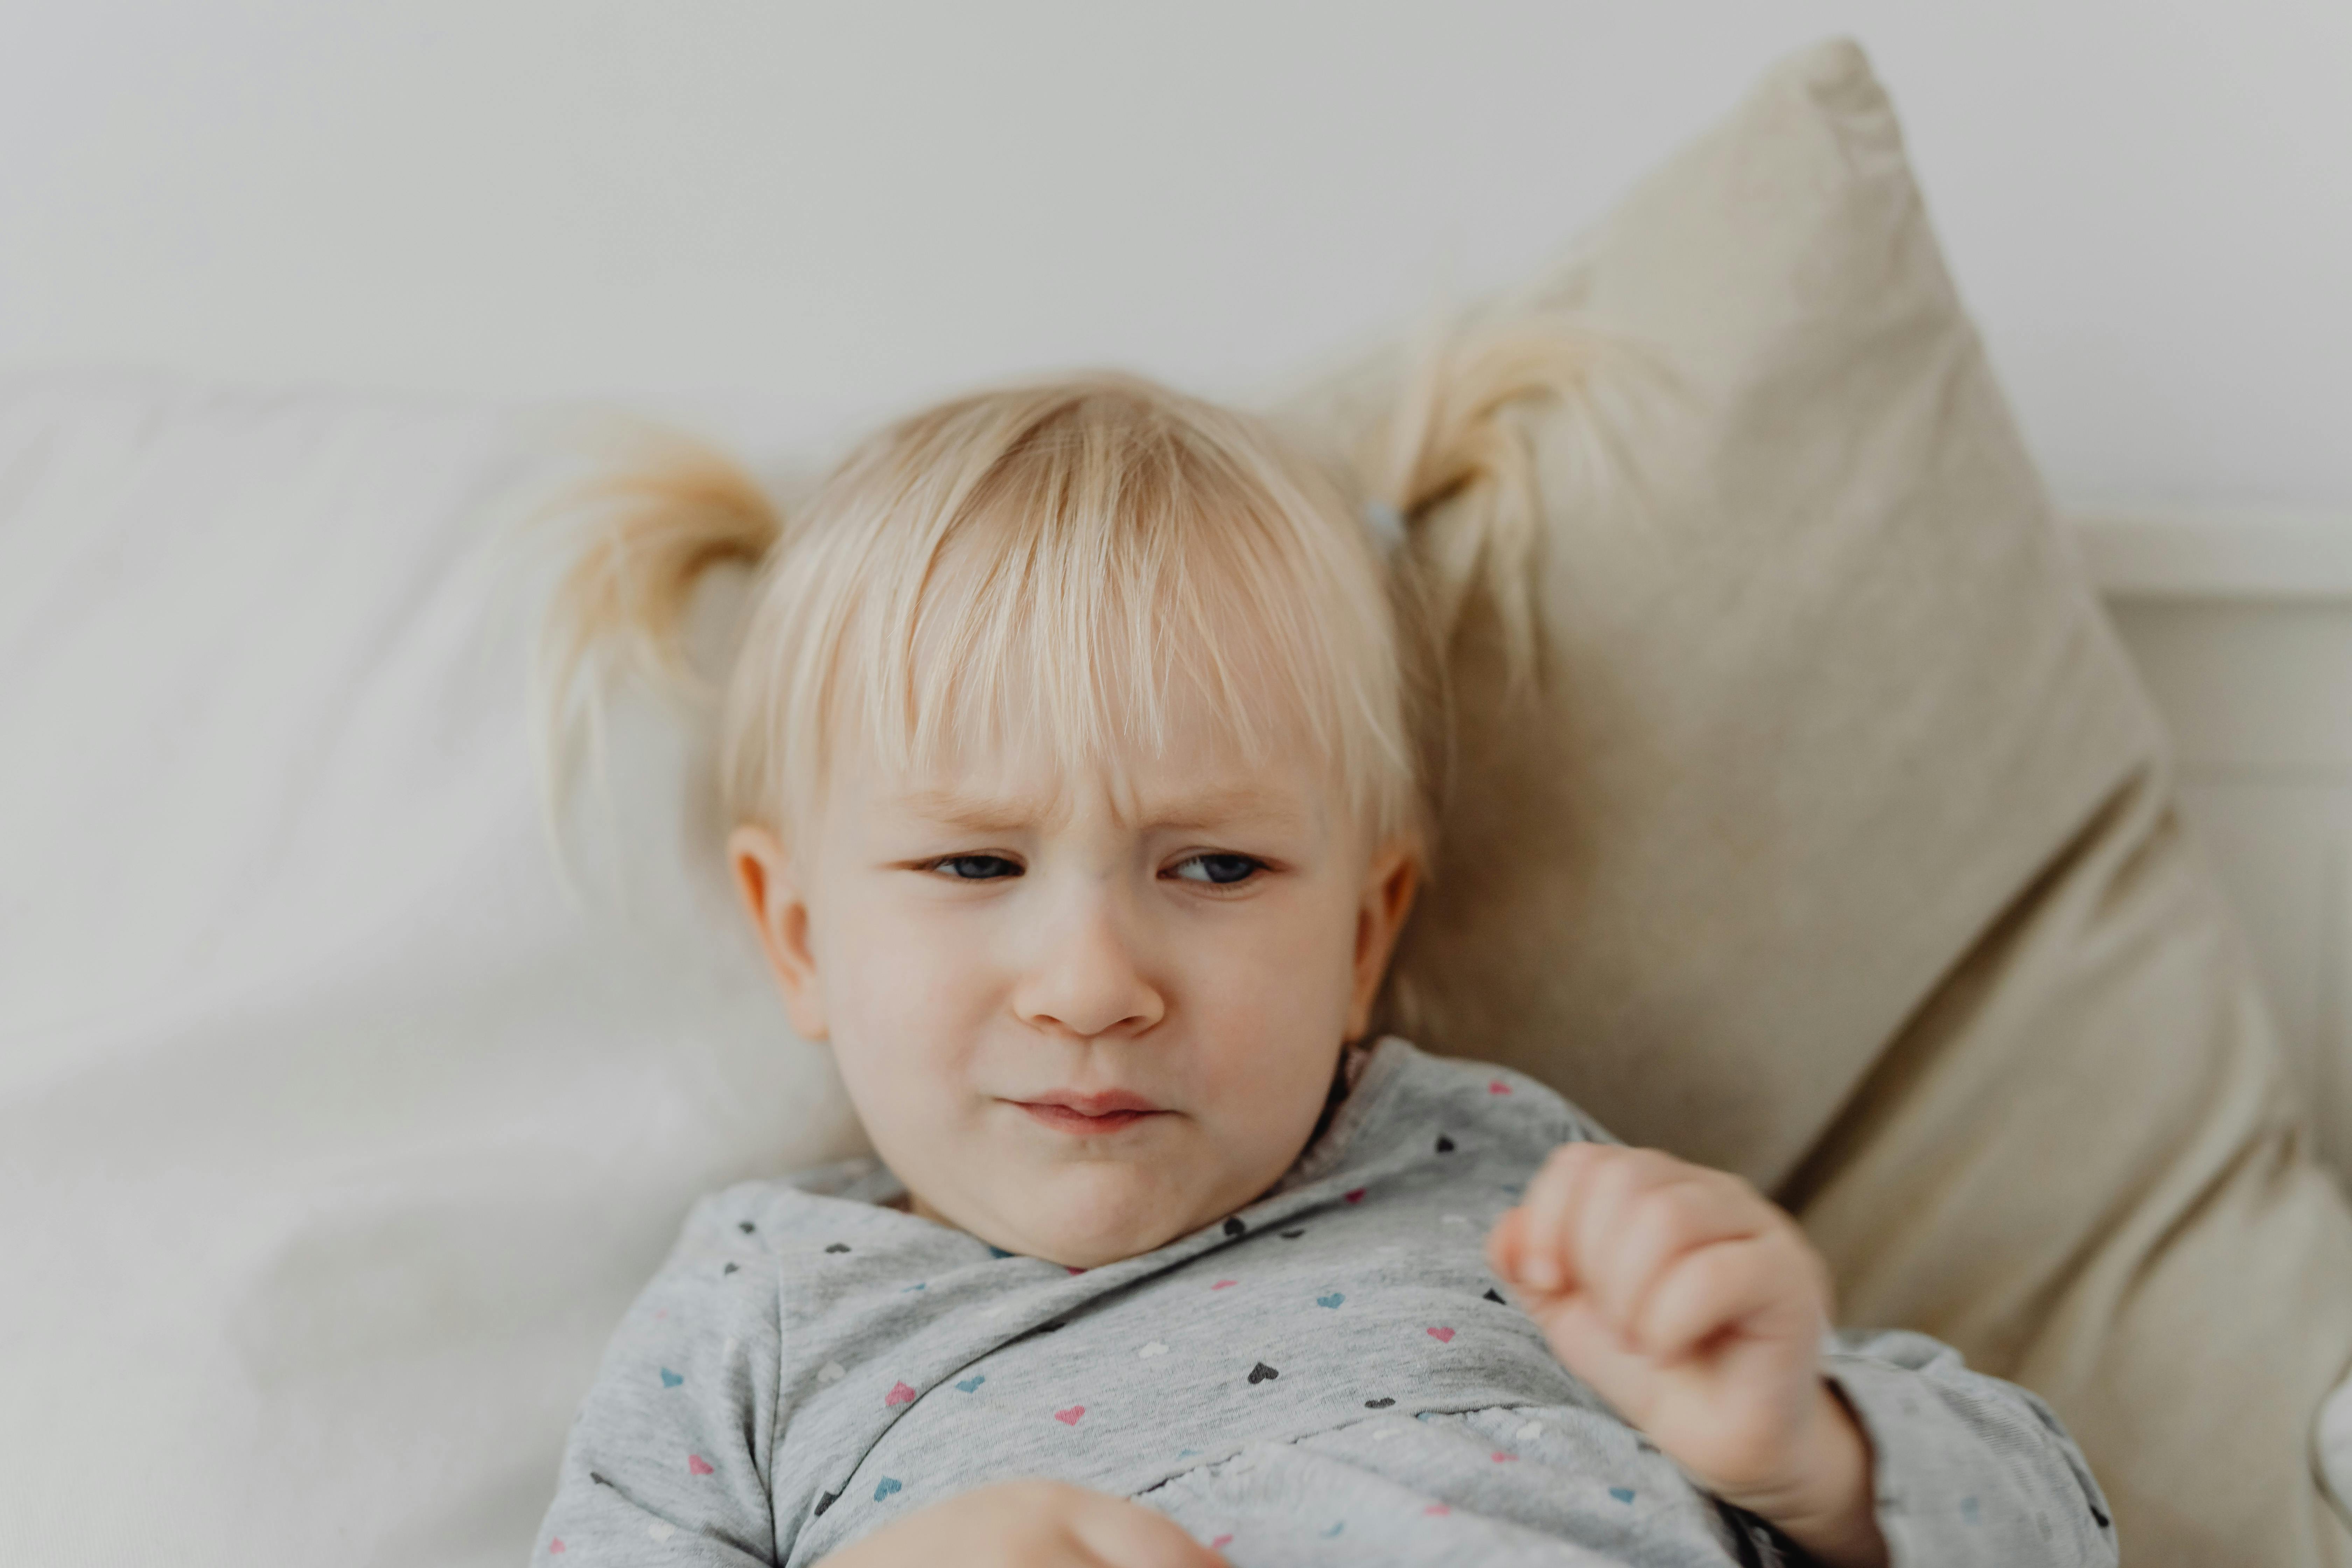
left=3, top=1, right=2348, bottom=513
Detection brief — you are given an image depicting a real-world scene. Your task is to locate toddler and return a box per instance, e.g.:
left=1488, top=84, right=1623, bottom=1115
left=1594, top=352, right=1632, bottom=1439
left=530, top=357, right=2116, bottom=1568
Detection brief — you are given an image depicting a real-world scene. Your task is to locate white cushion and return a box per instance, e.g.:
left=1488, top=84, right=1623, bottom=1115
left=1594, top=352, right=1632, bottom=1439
left=0, top=374, right=857, bottom=1566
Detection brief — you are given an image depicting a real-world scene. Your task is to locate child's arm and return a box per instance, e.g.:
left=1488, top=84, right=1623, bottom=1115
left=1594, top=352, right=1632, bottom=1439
left=1487, top=1144, right=2117, bottom=1568
left=529, top=1195, right=786, bottom=1565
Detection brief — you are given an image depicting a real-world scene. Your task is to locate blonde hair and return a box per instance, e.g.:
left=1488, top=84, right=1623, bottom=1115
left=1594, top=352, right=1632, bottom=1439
left=537, top=328, right=1601, bottom=868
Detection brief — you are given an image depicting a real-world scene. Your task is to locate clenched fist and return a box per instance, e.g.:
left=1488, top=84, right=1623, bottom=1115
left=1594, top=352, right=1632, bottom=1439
left=1487, top=1144, right=1888, bottom=1568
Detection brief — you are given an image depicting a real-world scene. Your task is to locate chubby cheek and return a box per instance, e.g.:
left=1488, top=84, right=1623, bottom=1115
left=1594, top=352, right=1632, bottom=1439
left=1177, top=896, right=1359, bottom=1184
left=814, top=897, right=997, bottom=1157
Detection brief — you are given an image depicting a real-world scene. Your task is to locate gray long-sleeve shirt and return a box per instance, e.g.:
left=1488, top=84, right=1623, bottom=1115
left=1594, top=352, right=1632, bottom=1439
left=533, top=1037, right=2116, bottom=1567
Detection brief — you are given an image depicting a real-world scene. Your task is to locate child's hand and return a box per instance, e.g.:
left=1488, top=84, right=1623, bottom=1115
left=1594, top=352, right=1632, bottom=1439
left=1486, top=1144, right=1887, bottom=1568
left=818, top=1479, right=1226, bottom=1568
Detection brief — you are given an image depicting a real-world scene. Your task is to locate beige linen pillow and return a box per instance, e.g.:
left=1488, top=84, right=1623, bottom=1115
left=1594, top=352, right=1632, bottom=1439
left=1287, top=38, right=2352, bottom=1567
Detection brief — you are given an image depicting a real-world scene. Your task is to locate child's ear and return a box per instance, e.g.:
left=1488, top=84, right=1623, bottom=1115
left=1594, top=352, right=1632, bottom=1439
left=1346, top=839, right=1421, bottom=1041
left=728, top=823, right=828, bottom=1042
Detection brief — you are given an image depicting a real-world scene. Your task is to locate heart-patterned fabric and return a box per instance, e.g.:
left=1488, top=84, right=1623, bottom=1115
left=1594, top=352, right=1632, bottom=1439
left=532, top=1041, right=2113, bottom=1567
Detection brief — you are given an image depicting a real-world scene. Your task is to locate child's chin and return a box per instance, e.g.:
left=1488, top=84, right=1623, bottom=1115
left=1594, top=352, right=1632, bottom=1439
left=1017, top=1167, right=1206, bottom=1269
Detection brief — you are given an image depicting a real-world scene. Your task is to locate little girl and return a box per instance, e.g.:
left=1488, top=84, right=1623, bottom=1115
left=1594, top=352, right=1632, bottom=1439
left=529, top=357, right=2116, bottom=1568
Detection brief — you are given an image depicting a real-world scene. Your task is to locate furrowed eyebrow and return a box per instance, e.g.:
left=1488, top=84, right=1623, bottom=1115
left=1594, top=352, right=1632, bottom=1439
left=894, top=791, right=1053, bottom=835
left=1134, top=785, right=1312, bottom=836
left=891, top=783, right=1311, bottom=838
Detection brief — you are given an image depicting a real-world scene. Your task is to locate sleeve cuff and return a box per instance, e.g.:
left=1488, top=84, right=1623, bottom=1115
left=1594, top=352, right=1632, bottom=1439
left=1823, top=1336, right=2116, bottom=1568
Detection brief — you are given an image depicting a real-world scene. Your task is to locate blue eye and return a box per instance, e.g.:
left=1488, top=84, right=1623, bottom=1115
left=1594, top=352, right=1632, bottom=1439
left=933, top=855, right=1021, bottom=881
left=1170, top=853, right=1264, bottom=887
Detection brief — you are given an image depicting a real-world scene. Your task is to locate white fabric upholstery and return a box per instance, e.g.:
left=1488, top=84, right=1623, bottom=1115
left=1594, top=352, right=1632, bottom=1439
left=0, top=376, right=858, bottom=1566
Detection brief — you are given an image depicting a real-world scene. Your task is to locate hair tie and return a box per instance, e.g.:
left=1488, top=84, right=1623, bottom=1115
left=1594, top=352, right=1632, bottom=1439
left=1362, top=499, right=1408, bottom=558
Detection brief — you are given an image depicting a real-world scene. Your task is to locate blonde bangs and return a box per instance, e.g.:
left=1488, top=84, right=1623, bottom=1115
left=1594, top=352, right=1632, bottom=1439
left=536, top=321, right=1607, bottom=894
left=721, top=377, right=1419, bottom=851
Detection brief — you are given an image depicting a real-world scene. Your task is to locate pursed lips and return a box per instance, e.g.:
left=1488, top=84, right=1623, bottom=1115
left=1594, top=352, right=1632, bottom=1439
left=1007, top=1088, right=1169, bottom=1135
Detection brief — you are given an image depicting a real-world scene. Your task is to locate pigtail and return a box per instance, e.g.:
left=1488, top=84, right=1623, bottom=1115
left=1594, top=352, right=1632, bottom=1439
left=528, top=420, right=784, bottom=830
left=1365, top=317, right=1610, bottom=698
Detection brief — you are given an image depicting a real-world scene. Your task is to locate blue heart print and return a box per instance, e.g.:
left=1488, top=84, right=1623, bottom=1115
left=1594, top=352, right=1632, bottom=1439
left=1610, top=1488, right=1636, bottom=1504
left=955, top=1375, right=985, bottom=1393
left=659, top=1368, right=683, bottom=1388
left=1316, top=1293, right=1345, bottom=1309
left=874, top=1477, right=903, bottom=1501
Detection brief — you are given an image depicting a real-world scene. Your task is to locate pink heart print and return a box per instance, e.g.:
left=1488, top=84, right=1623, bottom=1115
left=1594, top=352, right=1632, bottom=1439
left=1489, top=1079, right=1512, bottom=1094
left=1427, top=1326, right=1456, bottom=1343
left=548, top=1541, right=566, bottom=1555
left=687, top=1454, right=714, bottom=1476
left=1055, top=1406, right=1086, bottom=1425
left=885, top=1381, right=917, bottom=1407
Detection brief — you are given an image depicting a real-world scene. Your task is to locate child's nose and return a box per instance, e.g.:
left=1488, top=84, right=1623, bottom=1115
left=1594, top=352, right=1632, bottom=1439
left=1010, top=893, right=1167, bottom=1042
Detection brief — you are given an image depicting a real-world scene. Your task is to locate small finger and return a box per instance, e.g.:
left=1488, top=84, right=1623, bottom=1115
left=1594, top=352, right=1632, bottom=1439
left=1568, top=1150, right=1686, bottom=1332
left=1632, top=1236, right=1796, bottom=1364
left=1485, top=1205, right=1528, bottom=1284
left=1592, top=1172, right=1760, bottom=1333
left=1534, top=1287, right=1653, bottom=1394
left=1518, top=1143, right=1604, bottom=1293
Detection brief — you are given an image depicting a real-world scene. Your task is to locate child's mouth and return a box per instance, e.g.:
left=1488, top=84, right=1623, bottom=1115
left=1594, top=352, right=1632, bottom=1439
left=1010, top=1091, right=1168, bottom=1135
